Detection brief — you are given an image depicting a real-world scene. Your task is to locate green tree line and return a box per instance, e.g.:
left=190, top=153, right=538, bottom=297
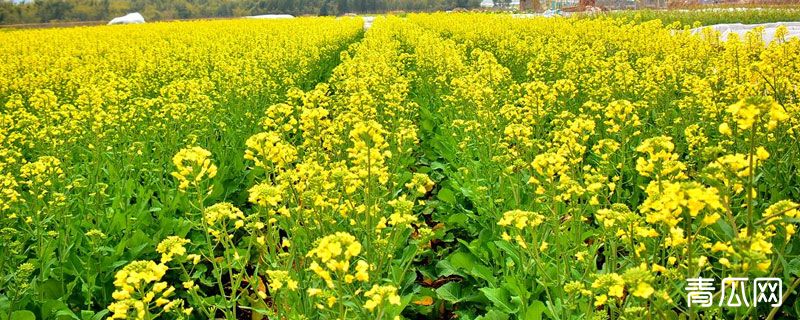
left=0, top=0, right=481, bottom=24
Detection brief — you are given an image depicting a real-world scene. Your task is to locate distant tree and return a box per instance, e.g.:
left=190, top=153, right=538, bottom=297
left=338, top=0, right=348, bottom=13
left=36, top=0, right=74, bottom=21
left=0, top=3, right=15, bottom=23
left=174, top=1, right=191, bottom=18
left=216, top=1, right=234, bottom=16
left=93, top=0, right=110, bottom=19
left=130, top=0, right=145, bottom=12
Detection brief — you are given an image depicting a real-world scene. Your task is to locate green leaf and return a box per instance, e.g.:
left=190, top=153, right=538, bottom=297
left=43, top=300, right=77, bottom=320
left=436, top=282, right=463, bottom=303
left=524, top=300, right=546, bottom=320
left=10, top=310, right=35, bottom=320
left=787, top=257, right=800, bottom=276
left=0, top=297, right=9, bottom=320
left=40, top=279, right=64, bottom=300
left=90, top=310, right=109, bottom=320
left=471, top=264, right=496, bottom=285
left=54, top=310, right=80, bottom=320
left=477, top=309, right=510, bottom=320
left=431, top=161, right=447, bottom=171
left=449, top=251, right=476, bottom=270
left=80, top=310, right=94, bottom=320
left=446, top=213, right=470, bottom=226
left=449, top=250, right=495, bottom=285
left=436, top=260, right=463, bottom=277
left=437, top=188, right=456, bottom=205
left=421, top=118, right=434, bottom=132
left=480, top=287, right=517, bottom=314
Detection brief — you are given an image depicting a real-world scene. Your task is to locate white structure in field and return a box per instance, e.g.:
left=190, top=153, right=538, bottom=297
left=362, top=16, right=375, bottom=30
left=245, top=14, right=295, bottom=19
left=480, top=0, right=520, bottom=8
left=691, top=22, right=800, bottom=43
left=108, top=12, right=145, bottom=25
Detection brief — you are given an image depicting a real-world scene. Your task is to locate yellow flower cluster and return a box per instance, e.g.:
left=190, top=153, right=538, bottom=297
left=498, top=210, right=546, bottom=249
left=635, top=136, right=687, bottom=180
left=248, top=182, right=284, bottom=207
left=380, top=196, right=418, bottom=230
left=170, top=147, right=217, bottom=191
left=264, top=270, right=299, bottom=292
left=347, top=120, right=392, bottom=185
left=721, top=97, right=789, bottom=133
left=19, top=156, right=64, bottom=187
left=712, top=228, right=775, bottom=273
left=156, top=236, right=190, bottom=263
left=244, top=131, right=298, bottom=170
left=497, top=210, right=545, bottom=229
left=108, top=261, right=188, bottom=319
left=640, top=181, right=724, bottom=228
left=405, top=173, right=435, bottom=196
left=591, top=264, right=656, bottom=307
left=363, top=284, right=402, bottom=311
left=0, top=171, right=20, bottom=212
left=306, top=232, right=366, bottom=287
left=202, top=202, right=247, bottom=241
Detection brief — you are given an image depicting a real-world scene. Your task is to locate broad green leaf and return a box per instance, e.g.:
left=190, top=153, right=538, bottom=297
left=90, top=310, right=108, bottom=320
left=525, top=300, right=546, bottom=320
left=431, top=161, right=447, bottom=171
left=10, top=310, right=35, bottom=320
left=477, top=309, right=510, bottom=320
left=54, top=310, right=80, bottom=320
left=437, top=188, right=456, bottom=205
left=449, top=251, right=476, bottom=270
left=43, top=300, right=76, bottom=320
left=436, top=260, right=463, bottom=277
left=494, top=241, right=520, bottom=266
left=787, top=257, right=800, bottom=276
left=480, top=287, right=517, bottom=314
left=40, top=279, right=64, bottom=300
left=449, top=250, right=495, bottom=285
left=436, top=282, right=463, bottom=303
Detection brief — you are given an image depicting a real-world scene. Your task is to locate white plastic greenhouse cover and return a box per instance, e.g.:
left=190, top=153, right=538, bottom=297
left=108, top=12, right=145, bottom=25
left=691, top=22, right=800, bottom=43
left=245, top=14, right=295, bottom=19
left=362, top=16, right=375, bottom=30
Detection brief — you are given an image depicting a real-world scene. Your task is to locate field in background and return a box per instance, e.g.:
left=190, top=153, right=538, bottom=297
left=604, top=7, right=800, bottom=25
left=1, top=9, right=800, bottom=320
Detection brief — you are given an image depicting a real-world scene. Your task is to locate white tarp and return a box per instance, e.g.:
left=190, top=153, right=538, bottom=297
left=245, top=14, right=295, bottom=19
left=108, top=12, right=145, bottom=25
left=362, top=16, right=375, bottom=30
left=691, top=22, right=800, bottom=43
